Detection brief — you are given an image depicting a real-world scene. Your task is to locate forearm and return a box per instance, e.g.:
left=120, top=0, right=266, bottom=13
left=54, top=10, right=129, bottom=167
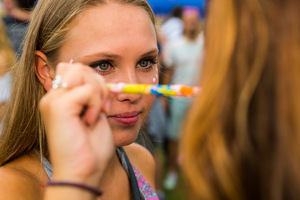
left=10, top=8, right=31, bottom=21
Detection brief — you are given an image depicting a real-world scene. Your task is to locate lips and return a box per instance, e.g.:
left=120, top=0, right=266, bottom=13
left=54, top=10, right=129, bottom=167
left=108, top=111, right=140, bottom=125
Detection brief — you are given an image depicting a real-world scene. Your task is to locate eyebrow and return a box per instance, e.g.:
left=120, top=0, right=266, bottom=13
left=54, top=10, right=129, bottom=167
left=139, top=49, right=159, bottom=58
left=82, top=49, right=159, bottom=60
left=82, top=52, right=121, bottom=60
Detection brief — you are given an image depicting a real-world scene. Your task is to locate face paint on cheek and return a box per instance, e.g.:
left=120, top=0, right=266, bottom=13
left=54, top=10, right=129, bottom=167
left=153, top=71, right=158, bottom=83
left=153, top=73, right=159, bottom=83
left=69, top=59, right=74, bottom=64
left=152, top=66, right=158, bottom=83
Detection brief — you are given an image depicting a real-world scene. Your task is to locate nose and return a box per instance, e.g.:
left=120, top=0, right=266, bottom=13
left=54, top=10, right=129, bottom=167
left=116, top=68, right=142, bottom=103
left=116, top=91, right=142, bottom=103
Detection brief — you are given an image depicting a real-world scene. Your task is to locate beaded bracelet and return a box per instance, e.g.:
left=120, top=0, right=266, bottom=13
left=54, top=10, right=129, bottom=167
left=46, top=181, right=102, bottom=196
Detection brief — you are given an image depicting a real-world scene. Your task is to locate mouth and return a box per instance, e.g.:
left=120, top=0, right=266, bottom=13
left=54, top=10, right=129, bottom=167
left=108, top=111, right=140, bottom=126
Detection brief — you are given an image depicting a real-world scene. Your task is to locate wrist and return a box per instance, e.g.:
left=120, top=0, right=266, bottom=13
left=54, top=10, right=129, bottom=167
left=52, top=170, right=103, bottom=188
left=46, top=181, right=102, bottom=197
left=45, top=183, right=100, bottom=200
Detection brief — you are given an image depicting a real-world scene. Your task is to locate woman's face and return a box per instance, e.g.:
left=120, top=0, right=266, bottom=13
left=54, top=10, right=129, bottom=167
left=58, top=2, right=158, bottom=147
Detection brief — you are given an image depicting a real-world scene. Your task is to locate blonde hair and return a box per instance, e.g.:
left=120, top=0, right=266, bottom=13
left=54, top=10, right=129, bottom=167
left=0, top=0, right=156, bottom=165
left=182, top=0, right=300, bottom=199
left=0, top=20, right=15, bottom=74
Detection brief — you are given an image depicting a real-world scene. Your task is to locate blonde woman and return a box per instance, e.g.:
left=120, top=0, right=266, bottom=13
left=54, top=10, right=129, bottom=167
left=0, top=0, right=160, bottom=199
left=182, top=0, right=300, bottom=199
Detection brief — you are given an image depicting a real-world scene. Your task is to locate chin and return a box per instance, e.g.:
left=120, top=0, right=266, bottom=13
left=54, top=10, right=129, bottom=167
left=112, top=128, right=140, bottom=147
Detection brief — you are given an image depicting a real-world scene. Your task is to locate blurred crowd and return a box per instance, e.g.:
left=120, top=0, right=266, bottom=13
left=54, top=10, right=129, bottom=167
left=0, top=0, right=36, bottom=122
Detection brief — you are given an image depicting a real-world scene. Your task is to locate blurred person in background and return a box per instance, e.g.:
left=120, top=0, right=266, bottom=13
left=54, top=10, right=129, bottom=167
left=0, top=19, right=15, bottom=123
left=182, top=0, right=300, bottom=199
left=160, top=6, right=183, bottom=44
left=162, top=6, right=204, bottom=191
left=1, top=0, right=36, bottom=56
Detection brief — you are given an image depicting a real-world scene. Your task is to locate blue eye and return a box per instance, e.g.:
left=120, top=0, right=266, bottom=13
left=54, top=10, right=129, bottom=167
left=139, top=60, right=150, bottom=68
left=90, top=61, right=111, bottom=71
left=138, top=57, right=157, bottom=69
left=98, top=63, right=110, bottom=70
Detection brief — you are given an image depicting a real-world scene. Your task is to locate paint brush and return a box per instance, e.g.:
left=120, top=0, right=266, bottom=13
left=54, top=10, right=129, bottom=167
left=107, top=83, right=200, bottom=97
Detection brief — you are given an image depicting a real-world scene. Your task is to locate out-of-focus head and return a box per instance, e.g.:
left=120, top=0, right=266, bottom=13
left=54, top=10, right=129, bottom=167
left=2, top=0, right=14, bottom=11
left=15, top=0, right=36, bottom=10
left=170, top=6, right=183, bottom=18
left=182, top=6, right=200, bottom=32
left=182, top=0, right=300, bottom=199
left=2, top=0, right=36, bottom=11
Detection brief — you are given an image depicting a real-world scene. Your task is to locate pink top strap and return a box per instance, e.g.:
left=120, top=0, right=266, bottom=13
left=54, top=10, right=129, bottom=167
left=131, top=164, right=159, bottom=200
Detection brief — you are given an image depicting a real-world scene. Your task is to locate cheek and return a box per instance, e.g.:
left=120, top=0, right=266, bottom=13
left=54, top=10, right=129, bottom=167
left=152, top=67, right=159, bottom=83
left=142, top=95, right=156, bottom=116
left=139, top=68, right=159, bottom=84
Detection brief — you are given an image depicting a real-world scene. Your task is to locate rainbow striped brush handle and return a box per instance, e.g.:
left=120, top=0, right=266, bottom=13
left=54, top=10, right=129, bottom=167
left=107, top=83, right=200, bottom=97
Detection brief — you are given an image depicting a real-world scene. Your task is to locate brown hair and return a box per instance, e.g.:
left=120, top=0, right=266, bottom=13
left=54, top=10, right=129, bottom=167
left=182, top=0, right=300, bottom=199
left=0, top=0, right=156, bottom=166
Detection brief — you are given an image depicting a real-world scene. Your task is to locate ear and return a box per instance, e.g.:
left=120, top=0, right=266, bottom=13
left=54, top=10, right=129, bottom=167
left=35, top=51, right=54, bottom=92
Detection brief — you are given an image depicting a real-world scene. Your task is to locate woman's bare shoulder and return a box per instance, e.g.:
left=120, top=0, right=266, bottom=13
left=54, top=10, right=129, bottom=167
left=124, top=143, right=155, bottom=167
left=0, top=154, right=46, bottom=199
left=0, top=166, right=42, bottom=199
left=123, top=143, right=156, bottom=188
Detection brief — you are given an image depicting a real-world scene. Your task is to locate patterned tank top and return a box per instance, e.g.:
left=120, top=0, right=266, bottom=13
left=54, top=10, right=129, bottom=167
left=38, top=147, right=159, bottom=200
